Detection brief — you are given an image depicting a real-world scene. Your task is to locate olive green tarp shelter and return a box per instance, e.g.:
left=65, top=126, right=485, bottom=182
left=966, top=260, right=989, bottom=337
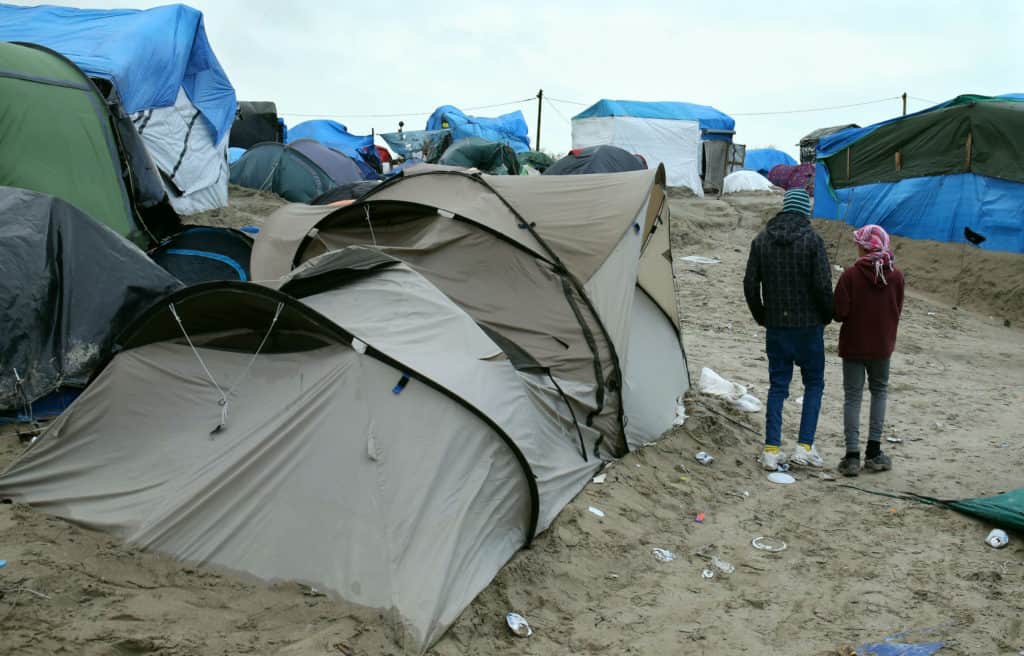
left=0, top=41, right=137, bottom=239
left=823, top=95, right=1024, bottom=189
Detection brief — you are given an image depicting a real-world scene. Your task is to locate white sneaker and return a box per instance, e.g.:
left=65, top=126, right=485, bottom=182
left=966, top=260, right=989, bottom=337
left=790, top=443, right=824, bottom=468
left=759, top=450, right=787, bottom=471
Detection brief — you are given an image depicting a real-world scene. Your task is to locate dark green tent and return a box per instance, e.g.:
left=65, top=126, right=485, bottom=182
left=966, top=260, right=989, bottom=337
left=824, top=95, right=1024, bottom=188
left=0, top=41, right=137, bottom=239
left=438, top=137, right=521, bottom=175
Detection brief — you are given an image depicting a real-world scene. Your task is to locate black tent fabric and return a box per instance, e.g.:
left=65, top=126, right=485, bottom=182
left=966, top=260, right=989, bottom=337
left=230, top=101, right=284, bottom=149
left=311, top=181, right=382, bottom=205
left=544, top=146, right=647, bottom=175
left=150, top=226, right=254, bottom=284
left=0, top=187, right=182, bottom=412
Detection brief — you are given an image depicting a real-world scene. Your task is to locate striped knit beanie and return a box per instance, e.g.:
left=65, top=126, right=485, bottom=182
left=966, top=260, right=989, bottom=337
left=782, top=188, right=811, bottom=216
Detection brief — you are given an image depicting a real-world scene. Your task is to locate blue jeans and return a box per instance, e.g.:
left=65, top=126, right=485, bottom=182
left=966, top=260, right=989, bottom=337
left=764, top=325, right=825, bottom=447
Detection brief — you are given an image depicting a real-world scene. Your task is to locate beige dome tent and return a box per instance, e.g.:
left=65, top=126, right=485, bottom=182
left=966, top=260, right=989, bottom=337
left=253, top=164, right=688, bottom=455
left=0, top=166, right=689, bottom=652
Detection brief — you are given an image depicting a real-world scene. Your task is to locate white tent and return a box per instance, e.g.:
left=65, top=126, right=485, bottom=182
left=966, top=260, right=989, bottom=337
left=723, top=170, right=779, bottom=194
left=571, top=99, right=736, bottom=197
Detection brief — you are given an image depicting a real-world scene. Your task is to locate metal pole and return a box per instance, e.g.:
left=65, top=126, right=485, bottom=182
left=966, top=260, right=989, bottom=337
left=902, top=92, right=907, bottom=116
left=535, top=89, right=543, bottom=151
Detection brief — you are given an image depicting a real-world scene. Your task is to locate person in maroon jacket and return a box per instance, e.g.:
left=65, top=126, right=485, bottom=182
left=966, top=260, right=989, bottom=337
left=833, top=224, right=905, bottom=476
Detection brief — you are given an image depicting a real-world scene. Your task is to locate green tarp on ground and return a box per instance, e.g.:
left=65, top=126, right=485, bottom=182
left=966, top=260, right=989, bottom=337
left=825, top=95, right=1024, bottom=188
left=0, top=42, right=134, bottom=237
left=944, top=488, right=1024, bottom=534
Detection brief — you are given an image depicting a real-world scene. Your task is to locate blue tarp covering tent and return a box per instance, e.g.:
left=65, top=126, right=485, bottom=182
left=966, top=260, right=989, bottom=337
left=814, top=94, right=1024, bottom=253
left=426, top=105, right=531, bottom=153
left=286, top=120, right=379, bottom=179
left=0, top=3, right=236, bottom=214
left=744, top=148, right=797, bottom=176
left=0, top=3, right=235, bottom=144
left=228, top=147, right=247, bottom=164
left=574, top=100, right=735, bottom=140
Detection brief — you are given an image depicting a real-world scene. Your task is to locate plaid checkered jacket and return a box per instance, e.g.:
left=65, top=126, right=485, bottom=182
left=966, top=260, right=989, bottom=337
left=743, top=212, right=834, bottom=327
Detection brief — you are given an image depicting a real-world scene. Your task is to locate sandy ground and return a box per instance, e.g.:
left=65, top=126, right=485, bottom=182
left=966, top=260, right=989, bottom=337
left=1, top=188, right=1022, bottom=655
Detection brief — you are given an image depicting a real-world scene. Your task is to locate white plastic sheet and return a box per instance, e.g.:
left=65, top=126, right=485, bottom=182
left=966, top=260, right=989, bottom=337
left=698, top=367, right=763, bottom=413
left=722, top=170, right=777, bottom=194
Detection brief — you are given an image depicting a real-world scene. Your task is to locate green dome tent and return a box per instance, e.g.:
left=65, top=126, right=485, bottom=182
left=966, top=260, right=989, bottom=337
left=0, top=42, right=140, bottom=240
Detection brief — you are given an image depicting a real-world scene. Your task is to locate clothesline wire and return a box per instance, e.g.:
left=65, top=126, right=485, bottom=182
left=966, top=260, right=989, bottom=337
left=277, top=93, right=931, bottom=125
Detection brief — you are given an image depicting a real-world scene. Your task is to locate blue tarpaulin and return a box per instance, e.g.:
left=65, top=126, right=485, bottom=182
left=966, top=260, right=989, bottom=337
left=744, top=148, right=797, bottom=175
left=814, top=164, right=1024, bottom=253
left=426, top=105, right=531, bottom=153
left=0, top=3, right=236, bottom=144
left=814, top=93, right=1024, bottom=253
left=228, top=147, right=247, bottom=164
left=857, top=641, right=944, bottom=655
left=574, top=99, right=735, bottom=140
left=285, top=120, right=378, bottom=179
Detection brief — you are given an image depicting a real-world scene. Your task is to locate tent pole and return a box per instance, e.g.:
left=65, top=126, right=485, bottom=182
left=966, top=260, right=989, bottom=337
left=535, top=89, right=543, bottom=151
left=902, top=92, right=907, bottom=116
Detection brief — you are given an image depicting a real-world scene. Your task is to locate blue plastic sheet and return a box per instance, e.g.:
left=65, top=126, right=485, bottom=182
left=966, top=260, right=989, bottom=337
left=744, top=148, right=797, bottom=175
left=285, top=120, right=378, bottom=179
left=426, top=105, right=531, bottom=153
left=857, top=641, right=944, bottom=655
left=228, top=147, right=247, bottom=164
left=0, top=3, right=236, bottom=143
left=574, top=99, right=735, bottom=140
left=814, top=163, right=1024, bottom=253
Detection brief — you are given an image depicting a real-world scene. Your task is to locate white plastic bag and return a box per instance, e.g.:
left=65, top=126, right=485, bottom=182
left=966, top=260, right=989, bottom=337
left=699, top=367, right=762, bottom=413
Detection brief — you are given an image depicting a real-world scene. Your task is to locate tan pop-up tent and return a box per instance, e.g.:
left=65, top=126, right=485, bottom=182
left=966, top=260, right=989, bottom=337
left=252, top=164, right=688, bottom=455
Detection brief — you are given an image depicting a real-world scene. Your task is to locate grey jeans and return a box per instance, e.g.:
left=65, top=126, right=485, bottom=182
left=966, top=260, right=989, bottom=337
left=842, top=358, right=891, bottom=452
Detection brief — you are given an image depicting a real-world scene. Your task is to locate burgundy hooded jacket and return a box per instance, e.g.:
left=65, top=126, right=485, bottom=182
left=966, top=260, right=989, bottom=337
left=833, top=259, right=905, bottom=360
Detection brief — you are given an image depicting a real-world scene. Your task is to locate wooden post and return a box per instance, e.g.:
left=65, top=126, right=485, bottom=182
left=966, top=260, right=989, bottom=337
left=535, top=89, right=543, bottom=151
left=902, top=92, right=907, bottom=116
left=965, top=132, right=973, bottom=170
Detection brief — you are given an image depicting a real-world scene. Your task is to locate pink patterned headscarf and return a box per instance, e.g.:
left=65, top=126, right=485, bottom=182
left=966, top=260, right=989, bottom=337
left=853, top=224, right=895, bottom=284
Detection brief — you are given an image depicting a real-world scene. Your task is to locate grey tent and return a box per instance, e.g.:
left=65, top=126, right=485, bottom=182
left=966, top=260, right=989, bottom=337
left=0, top=248, right=602, bottom=649
left=0, top=166, right=689, bottom=652
left=544, top=145, right=647, bottom=175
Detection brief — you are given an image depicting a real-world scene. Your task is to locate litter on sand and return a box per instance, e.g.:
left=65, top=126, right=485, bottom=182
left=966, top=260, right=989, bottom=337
left=819, top=472, right=837, bottom=481
left=751, top=536, right=787, bottom=552
left=588, top=506, right=605, bottom=518
left=695, top=451, right=714, bottom=465
left=711, top=556, right=735, bottom=574
left=986, top=528, right=1009, bottom=548
left=678, top=255, right=721, bottom=265
left=652, top=548, right=676, bottom=562
left=698, top=368, right=763, bottom=413
left=0, top=559, right=6, bottom=568
left=695, top=512, right=705, bottom=523
left=701, top=568, right=715, bottom=579
left=592, top=473, right=607, bottom=484
left=887, top=437, right=903, bottom=443
left=506, top=612, right=533, bottom=637
left=767, top=472, right=796, bottom=485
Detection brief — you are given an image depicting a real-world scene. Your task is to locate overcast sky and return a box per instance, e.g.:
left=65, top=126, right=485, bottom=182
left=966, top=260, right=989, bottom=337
left=13, top=0, right=1021, bottom=157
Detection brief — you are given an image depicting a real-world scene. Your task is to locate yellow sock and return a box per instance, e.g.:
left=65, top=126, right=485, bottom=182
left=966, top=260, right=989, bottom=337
left=763, top=445, right=780, bottom=454
left=798, top=443, right=812, bottom=452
